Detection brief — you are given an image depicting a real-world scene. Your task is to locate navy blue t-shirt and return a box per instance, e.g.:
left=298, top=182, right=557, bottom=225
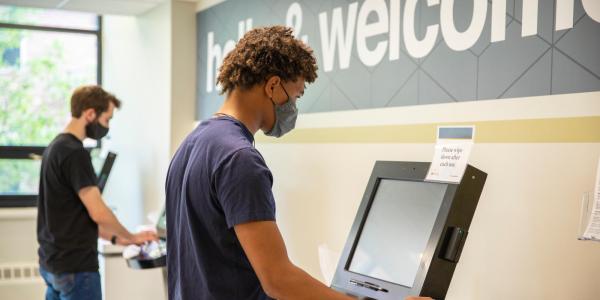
left=166, top=116, right=276, bottom=300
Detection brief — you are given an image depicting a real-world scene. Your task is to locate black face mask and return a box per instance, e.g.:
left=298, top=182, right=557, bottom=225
left=85, top=118, right=109, bottom=140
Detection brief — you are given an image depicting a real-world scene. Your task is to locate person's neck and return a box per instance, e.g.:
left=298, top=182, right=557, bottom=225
left=63, top=118, right=87, bottom=141
left=216, top=89, right=265, bottom=135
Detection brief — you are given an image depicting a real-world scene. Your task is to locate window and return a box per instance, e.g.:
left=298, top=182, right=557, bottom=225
left=0, top=5, right=101, bottom=207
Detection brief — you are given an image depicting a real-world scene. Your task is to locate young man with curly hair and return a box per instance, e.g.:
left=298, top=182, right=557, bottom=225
left=166, top=26, right=430, bottom=300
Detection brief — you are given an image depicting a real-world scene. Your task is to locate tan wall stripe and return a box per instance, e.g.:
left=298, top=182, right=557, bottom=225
left=255, top=116, right=600, bottom=144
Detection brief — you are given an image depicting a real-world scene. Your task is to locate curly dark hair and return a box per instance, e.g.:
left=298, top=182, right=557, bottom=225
left=216, top=25, right=318, bottom=94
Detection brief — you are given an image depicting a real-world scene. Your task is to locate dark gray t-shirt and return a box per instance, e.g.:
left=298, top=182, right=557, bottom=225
left=37, top=133, right=98, bottom=273
left=166, top=116, right=276, bottom=300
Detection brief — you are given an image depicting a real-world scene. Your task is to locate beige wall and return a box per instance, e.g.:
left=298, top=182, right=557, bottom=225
left=170, top=0, right=197, bottom=156
left=253, top=93, right=600, bottom=300
left=196, top=0, right=226, bottom=12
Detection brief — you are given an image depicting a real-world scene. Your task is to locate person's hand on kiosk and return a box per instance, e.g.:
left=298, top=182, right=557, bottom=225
left=118, top=231, right=158, bottom=246
left=131, top=230, right=159, bottom=245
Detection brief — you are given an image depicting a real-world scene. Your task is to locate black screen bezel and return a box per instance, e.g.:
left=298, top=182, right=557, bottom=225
left=331, top=161, right=458, bottom=299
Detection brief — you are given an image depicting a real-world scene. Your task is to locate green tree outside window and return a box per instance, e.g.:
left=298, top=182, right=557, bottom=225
left=1, top=6, right=99, bottom=196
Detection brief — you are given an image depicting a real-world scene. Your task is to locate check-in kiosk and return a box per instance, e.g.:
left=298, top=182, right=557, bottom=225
left=96, top=153, right=167, bottom=300
left=331, top=161, right=487, bottom=300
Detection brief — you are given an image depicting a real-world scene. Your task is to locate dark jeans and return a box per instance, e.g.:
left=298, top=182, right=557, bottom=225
left=40, top=266, right=101, bottom=300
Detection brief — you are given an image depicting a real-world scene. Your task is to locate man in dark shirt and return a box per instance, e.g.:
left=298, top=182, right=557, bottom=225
left=166, top=26, right=429, bottom=300
left=37, top=85, right=157, bottom=300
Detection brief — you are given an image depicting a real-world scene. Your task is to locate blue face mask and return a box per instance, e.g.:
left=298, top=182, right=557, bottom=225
left=265, top=83, right=298, bottom=138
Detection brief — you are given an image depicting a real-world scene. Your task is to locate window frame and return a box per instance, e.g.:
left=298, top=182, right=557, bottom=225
left=0, top=14, right=102, bottom=208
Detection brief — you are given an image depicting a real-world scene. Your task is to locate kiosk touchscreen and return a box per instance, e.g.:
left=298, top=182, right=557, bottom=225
left=331, top=161, right=486, bottom=300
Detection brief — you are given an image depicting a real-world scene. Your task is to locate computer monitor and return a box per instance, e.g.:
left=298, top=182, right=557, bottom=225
left=331, top=161, right=487, bottom=300
left=97, top=152, right=117, bottom=193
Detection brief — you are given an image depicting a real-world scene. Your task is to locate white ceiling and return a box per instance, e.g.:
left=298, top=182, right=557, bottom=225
left=0, top=0, right=198, bottom=16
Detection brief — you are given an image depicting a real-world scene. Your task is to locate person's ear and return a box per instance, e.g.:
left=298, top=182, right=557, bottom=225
left=82, top=108, right=97, bottom=123
left=264, top=76, right=281, bottom=99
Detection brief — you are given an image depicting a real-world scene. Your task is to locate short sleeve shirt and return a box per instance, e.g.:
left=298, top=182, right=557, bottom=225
left=166, top=116, right=276, bottom=300
left=37, top=133, right=99, bottom=273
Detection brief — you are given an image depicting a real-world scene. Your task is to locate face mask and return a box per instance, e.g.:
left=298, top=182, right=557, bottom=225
left=85, top=117, right=109, bottom=140
left=265, top=83, right=298, bottom=138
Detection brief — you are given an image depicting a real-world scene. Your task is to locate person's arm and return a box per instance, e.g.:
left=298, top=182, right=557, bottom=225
left=235, top=220, right=354, bottom=300
left=79, top=186, right=157, bottom=245
left=235, top=221, right=433, bottom=300
left=98, top=225, right=112, bottom=241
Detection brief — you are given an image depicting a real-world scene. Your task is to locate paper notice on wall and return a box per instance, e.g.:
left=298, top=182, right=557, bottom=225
left=582, top=157, right=600, bottom=240
left=426, top=126, right=475, bottom=183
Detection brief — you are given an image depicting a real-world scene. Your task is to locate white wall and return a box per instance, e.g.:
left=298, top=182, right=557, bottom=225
left=102, top=0, right=196, bottom=226
left=102, top=0, right=172, bottom=227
